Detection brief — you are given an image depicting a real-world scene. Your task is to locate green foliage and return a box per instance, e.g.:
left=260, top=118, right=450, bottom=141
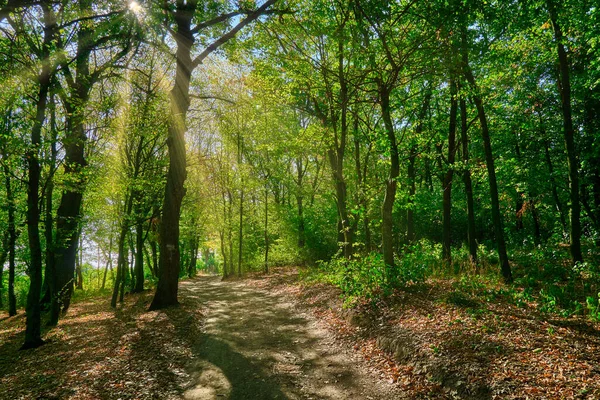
left=586, top=293, right=600, bottom=322
left=395, top=240, right=441, bottom=283
left=311, top=252, right=388, bottom=306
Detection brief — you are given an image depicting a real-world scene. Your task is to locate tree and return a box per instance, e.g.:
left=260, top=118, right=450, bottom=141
left=149, top=0, right=279, bottom=309
left=546, top=0, right=583, bottom=263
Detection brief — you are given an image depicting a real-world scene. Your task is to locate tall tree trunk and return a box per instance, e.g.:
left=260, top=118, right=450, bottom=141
left=295, top=158, right=305, bottom=248
left=0, top=234, right=6, bottom=309
left=133, top=220, right=144, bottom=292
left=442, top=80, right=458, bottom=265
left=149, top=5, right=193, bottom=310
left=3, top=161, right=17, bottom=317
left=264, top=183, right=269, bottom=273
left=41, top=95, right=57, bottom=309
left=460, top=97, right=478, bottom=265
left=461, top=31, right=513, bottom=283
left=111, top=195, right=133, bottom=308
left=543, top=138, right=567, bottom=231
left=75, top=233, right=84, bottom=290
left=22, top=2, right=55, bottom=348
left=0, top=236, right=6, bottom=310
left=228, top=189, right=234, bottom=277
left=187, top=235, right=196, bottom=278
left=220, top=229, right=228, bottom=279
left=548, top=0, right=583, bottom=263
left=237, top=132, right=244, bottom=277
left=379, top=84, right=399, bottom=268
left=22, top=1, right=55, bottom=349
left=238, top=187, right=244, bottom=277
left=514, top=134, right=525, bottom=232
left=408, top=89, right=432, bottom=245
left=101, top=236, right=112, bottom=290
left=51, top=1, right=93, bottom=324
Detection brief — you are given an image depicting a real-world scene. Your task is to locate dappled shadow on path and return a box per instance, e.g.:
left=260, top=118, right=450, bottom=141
left=163, top=276, right=392, bottom=400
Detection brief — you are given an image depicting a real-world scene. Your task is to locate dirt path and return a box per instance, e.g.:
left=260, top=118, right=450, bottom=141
left=180, top=276, right=401, bottom=400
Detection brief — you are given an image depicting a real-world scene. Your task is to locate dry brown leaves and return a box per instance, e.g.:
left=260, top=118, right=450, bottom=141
left=0, top=281, right=207, bottom=400
left=248, top=268, right=600, bottom=399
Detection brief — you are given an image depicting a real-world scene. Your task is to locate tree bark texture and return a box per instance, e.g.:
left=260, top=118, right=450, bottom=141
left=548, top=0, right=583, bottom=263
left=461, top=30, right=513, bottom=283
left=380, top=85, right=399, bottom=268
left=460, top=97, right=478, bottom=265
left=442, top=80, right=458, bottom=265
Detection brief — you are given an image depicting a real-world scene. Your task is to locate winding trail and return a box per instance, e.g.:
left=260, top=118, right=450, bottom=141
left=179, top=276, right=401, bottom=400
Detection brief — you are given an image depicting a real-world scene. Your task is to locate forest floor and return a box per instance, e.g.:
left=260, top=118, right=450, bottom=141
left=247, top=268, right=600, bottom=399
left=0, top=275, right=401, bottom=400
left=2, top=270, right=600, bottom=399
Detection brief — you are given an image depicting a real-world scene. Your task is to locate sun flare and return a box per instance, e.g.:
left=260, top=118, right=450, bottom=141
left=128, top=0, right=143, bottom=14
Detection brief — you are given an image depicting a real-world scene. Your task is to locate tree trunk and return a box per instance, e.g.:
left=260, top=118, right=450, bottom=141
left=238, top=186, right=244, bottom=277
left=264, top=183, right=269, bottom=273
left=22, top=1, right=55, bottom=349
left=227, top=189, right=234, bottom=277
left=543, top=138, right=567, bottom=231
left=379, top=84, right=399, bottom=268
left=51, top=11, right=92, bottom=325
left=0, top=235, right=6, bottom=309
left=461, top=31, right=513, bottom=283
left=188, top=234, right=198, bottom=278
left=133, top=220, right=144, bottom=292
left=295, top=158, right=305, bottom=248
left=442, top=80, right=458, bottom=265
left=408, top=89, right=432, bottom=245
left=41, top=95, right=57, bottom=309
left=75, top=234, right=84, bottom=290
left=220, top=229, right=228, bottom=279
left=149, top=6, right=193, bottom=310
left=460, top=97, right=478, bottom=265
left=3, top=161, right=17, bottom=317
left=101, top=236, right=112, bottom=290
left=111, top=194, right=133, bottom=308
left=548, top=0, right=583, bottom=263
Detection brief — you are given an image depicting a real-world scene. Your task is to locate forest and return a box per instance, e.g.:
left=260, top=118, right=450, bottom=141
left=1, top=0, right=599, bottom=398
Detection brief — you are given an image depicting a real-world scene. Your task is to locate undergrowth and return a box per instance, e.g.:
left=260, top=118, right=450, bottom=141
left=302, top=239, right=600, bottom=321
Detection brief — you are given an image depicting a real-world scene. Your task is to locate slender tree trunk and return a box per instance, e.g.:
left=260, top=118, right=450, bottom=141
left=514, top=135, right=525, bottom=232
left=407, top=145, right=417, bottom=245
left=220, top=229, right=228, bottom=279
left=227, top=189, right=234, bottom=277
left=264, top=183, right=269, bottom=273
left=111, top=195, right=133, bottom=307
left=75, top=233, right=84, bottom=290
left=0, top=235, right=6, bottom=309
left=461, top=30, right=513, bottom=283
left=531, top=197, right=542, bottom=245
left=379, top=84, right=399, bottom=268
left=460, top=97, right=478, bottom=265
left=3, top=162, right=17, bottom=317
left=238, top=187, right=244, bottom=277
left=236, top=129, right=245, bottom=277
left=543, top=138, right=567, bottom=231
left=188, top=234, right=198, bottom=278
left=323, top=29, right=353, bottom=259
left=295, top=158, right=305, bottom=248
left=101, top=236, right=112, bottom=290
left=408, top=89, right=432, bottom=245
left=149, top=6, right=193, bottom=310
left=51, top=14, right=92, bottom=324
left=41, top=95, right=57, bottom=309
left=548, top=0, right=583, bottom=263
left=22, top=1, right=55, bottom=349
left=442, top=80, right=458, bottom=265
left=133, top=220, right=144, bottom=292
